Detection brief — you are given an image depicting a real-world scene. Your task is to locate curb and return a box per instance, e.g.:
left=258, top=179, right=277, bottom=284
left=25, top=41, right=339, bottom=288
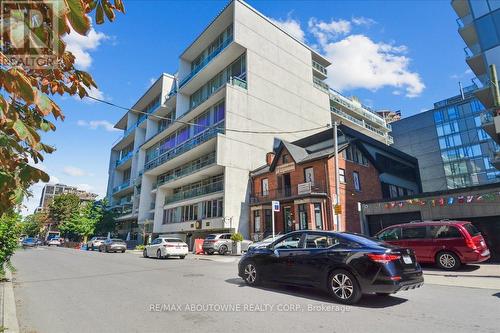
left=2, top=269, right=19, bottom=333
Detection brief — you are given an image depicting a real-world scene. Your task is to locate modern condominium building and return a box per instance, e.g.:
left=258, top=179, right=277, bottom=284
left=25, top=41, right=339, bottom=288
left=391, top=85, right=500, bottom=192
left=105, top=0, right=392, bottom=246
left=452, top=0, right=500, bottom=168
left=35, top=183, right=98, bottom=213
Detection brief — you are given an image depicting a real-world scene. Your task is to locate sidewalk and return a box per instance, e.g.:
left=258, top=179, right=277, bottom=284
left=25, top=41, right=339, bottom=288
left=1, top=269, right=20, bottom=333
left=423, top=263, right=500, bottom=290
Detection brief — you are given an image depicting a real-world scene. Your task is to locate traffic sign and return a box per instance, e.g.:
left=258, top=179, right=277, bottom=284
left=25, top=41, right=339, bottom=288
left=272, top=200, right=280, bottom=212
left=334, top=204, right=342, bottom=215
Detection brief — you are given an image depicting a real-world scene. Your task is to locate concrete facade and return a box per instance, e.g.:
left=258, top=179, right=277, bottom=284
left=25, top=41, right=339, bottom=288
left=105, top=0, right=393, bottom=247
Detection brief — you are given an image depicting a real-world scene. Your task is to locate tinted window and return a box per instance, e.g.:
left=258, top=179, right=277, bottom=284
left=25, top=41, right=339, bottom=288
left=303, top=234, right=339, bottom=249
left=339, top=233, right=385, bottom=247
left=402, top=227, right=427, bottom=239
left=165, top=239, right=183, bottom=243
left=112, top=239, right=124, bottom=243
left=429, top=225, right=462, bottom=239
left=377, top=227, right=402, bottom=241
left=274, top=234, right=302, bottom=250
left=463, top=223, right=481, bottom=236
left=206, top=234, right=216, bottom=240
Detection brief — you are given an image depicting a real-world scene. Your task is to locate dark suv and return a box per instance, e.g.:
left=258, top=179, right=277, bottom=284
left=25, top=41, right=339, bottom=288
left=375, top=221, right=490, bottom=270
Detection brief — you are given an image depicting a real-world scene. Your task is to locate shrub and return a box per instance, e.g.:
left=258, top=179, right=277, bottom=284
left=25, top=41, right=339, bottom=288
left=231, top=232, right=244, bottom=242
left=0, top=213, right=21, bottom=279
left=135, top=245, right=145, bottom=251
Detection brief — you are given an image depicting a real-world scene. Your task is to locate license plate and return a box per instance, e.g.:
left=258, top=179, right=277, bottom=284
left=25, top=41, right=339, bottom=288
left=176, top=246, right=181, bottom=249
left=402, top=255, right=413, bottom=264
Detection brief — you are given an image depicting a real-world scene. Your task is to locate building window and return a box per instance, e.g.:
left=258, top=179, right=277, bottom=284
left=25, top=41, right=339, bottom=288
left=344, top=145, right=368, bottom=166
left=253, top=210, right=261, bottom=233
left=298, top=204, right=308, bottom=230
left=304, top=167, right=314, bottom=184
left=264, top=209, right=272, bottom=235
left=314, top=203, right=323, bottom=230
left=261, top=178, right=269, bottom=196
left=339, top=168, right=346, bottom=183
left=353, top=171, right=361, bottom=191
left=282, top=154, right=290, bottom=163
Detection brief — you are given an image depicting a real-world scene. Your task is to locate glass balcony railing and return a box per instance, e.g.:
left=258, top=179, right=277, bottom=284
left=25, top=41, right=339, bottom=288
left=122, top=124, right=137, bottom=139
left=480, top=111, right=494, bottom=125
left=165, top=180, right=223, bottom=204
left=145, top=122, right=224, bottom=171
left=331, top=106, right=388, bottom=139
left=312, top=60, right=327, bottom=76
left=313, top=77, right=329, bottom=93
left=156, top=152, right=216, bottom=188
left=329, top=90, right=388, bottom=128
left=456, top=14, right=473, bottom=29
left=115, top=151, right=133, bottom=167
left=112, top=180, right=131, bottom=194
left=179, top=36, right=234, bottom=88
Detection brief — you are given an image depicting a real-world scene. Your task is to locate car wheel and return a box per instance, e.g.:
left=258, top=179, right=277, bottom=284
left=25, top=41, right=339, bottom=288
left=98, top=246, right=102, bottom=252
left=180, top=256, right=186, bottom=259
left=328, top=269, right=362, bottom=305
left=219, top=245, right=228, bottom=255
left=157, top=249, right=162, bottom=259
left=436, top=251, right=461, bottom=270
left=242, top=261, right=260, bottom=286
left=121, top=250, right=125, bottom=253
left=207, top=250, right=214, bottom=255
left=143, top=249, right=148, bottom=258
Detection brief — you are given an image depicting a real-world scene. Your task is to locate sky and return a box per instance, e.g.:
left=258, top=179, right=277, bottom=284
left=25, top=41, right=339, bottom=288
left=21, top=0, right=475, bottom=215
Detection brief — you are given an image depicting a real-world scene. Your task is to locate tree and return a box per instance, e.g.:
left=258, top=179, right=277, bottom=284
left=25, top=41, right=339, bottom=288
left=59, top=201, right=103, bottom=242
left=94, top=199, right=116, bottom=235
left=21, top=212, right=47, bottom=237
left=48, top=193, right=80, bottom=227
left=0, top=213, right=21, bottom=278
left=0, top=0, right=125, bottom=213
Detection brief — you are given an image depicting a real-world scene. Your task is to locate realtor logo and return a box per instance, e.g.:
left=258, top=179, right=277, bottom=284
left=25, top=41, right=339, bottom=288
left=1, top=1, right=59, bottom=68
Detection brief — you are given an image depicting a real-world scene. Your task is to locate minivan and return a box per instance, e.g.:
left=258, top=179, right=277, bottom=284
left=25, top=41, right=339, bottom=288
left=375, top=220, right=490, bottom=270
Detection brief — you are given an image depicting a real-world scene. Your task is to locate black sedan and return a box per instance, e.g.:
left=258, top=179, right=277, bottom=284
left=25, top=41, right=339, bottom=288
left=98, top=239, right=127, bottom=253
left=238, top=231, right=424, bottom=304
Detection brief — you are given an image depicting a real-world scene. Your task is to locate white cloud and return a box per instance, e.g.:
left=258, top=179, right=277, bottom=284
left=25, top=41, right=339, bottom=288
left=269, top=16, right=305, bottom=42
left=149, top=77, right=156, bottom=85
left=63, top=26, right=108, bottom=70
left=77, top=119, right=119, bottom=132
left=48, top=175, right=60, bottom=184
left=63, top=166, right=88, bottom=177
left=320, top=34, right=425, bottom=98
left=351, top=17, right=377, bottom=27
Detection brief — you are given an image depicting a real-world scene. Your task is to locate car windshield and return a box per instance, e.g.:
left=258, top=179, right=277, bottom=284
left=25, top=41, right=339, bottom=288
left=165, top=239, right=183, bottom=243
left=463, top=223, right=480, bottom=236
left=111, top=239, right=124, bottom=243
left=24, top=238, right=35, bottom=242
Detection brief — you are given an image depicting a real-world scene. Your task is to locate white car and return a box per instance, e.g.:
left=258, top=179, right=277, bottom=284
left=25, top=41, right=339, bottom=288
left=143, top=237, right=188, bottom=259
left=47, top=238, right=61, bottom=246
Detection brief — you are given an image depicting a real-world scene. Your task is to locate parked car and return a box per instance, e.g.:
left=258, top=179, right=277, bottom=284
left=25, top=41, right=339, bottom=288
left=47, top=238, right=61, bottom=246
left=143, top=237, right=188, bottom=259
left=99, top=239, right=127, bottom=253
left=21, top=237, right=39, bottom=248
left=238, top=230, right=424, bottom=305
left=202, top=233, right=253, bottom=255
left=87, top=237, right=108, bottom=251
left=375, top=220, right=490, bottom=270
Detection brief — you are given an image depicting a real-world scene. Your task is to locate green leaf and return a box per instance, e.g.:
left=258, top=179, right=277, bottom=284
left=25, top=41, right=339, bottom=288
left=35, top=90, right=54, bottom=116
left=12, top=119, right=30, bottom=140
left=96, top=3, right=104, bottom=24
left=65, top=0, right=91, bottom=35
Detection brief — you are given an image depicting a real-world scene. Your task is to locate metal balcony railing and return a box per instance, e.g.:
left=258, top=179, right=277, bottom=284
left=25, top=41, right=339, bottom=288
left=179, top=36, right=233, bottom=88
left=115, top=151, right=133, bottom=167
left=165, top=180, right=224, bottom=204
left=313, top=77, right=329, bottom=92
left=312, top=60, right=328, bottom=76
left=144, top=122, right=224, bottom=171
left=331, top=106, right=390, bottom=139
left=250, top=182, right=328, bottom=204
left=329, top=90, right=388, bottom=128
left=157, top=152, right=216, bottom=188
left=112, top=180, right=131, bottom=194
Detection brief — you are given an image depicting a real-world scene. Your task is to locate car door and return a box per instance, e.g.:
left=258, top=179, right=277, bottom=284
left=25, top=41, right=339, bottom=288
left=401, top=226, right=432, bottom=262
left=148, top=239, right=159, bottom=256
left=429, top=225, right=464, bottom=258
left=293, top=232, right=332, bottom=286
left=376, top=227, right=405, bottom=247
left=270, top=233, right=305, bottom=283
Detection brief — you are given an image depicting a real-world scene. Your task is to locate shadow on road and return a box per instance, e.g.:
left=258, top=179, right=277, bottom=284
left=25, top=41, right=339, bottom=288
left=492, top=292, right=500, bottom=298
left=421, top=264, right=480, bottom=272
left=225, top=278, right=408, bottom=308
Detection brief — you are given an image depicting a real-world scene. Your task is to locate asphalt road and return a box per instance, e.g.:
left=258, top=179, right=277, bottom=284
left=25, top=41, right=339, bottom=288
left=12, top=246, right=500, bottom=333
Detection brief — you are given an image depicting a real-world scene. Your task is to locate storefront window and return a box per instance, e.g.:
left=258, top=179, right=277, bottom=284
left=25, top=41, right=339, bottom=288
left=314, top=203, right=323, bottom=230
left=298, top=204, right=308, bottom=230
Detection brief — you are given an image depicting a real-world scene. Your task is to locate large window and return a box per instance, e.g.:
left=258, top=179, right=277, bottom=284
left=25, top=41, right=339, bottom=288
left=274, top=234, right=302, bottom=250
left=343, top=145, right=368, bottom=166
left=353, top=171, right=361, bottom=191
left=163, top=197, right=223, bottom=224
left=314, top=204, right=323, bottom=230
left=261, top=178, right=269, bottom=196
left=298, top=204, right=308, bottom=230
left=253, top=210, right=261, bottom=233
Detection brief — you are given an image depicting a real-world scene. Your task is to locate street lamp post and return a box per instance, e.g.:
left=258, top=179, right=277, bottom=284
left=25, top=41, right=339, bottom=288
left=333, top=121, right=341, bottom=231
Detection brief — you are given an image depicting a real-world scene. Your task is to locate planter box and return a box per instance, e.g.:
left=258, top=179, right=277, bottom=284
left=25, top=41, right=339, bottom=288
left=232, top=241, right=242, bottom=255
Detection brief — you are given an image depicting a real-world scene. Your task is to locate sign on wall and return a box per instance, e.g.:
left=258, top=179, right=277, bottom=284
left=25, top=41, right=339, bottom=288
left=276, top=162, right=295, bottom=175
left=272, top=200, right=280, bottom=212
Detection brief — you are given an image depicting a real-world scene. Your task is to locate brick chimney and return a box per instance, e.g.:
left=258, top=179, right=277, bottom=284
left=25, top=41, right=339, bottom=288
left=266, top=152, right=275, bottom=166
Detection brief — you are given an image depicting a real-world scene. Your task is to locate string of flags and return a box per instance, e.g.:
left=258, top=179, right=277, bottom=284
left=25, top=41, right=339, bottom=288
left=384, top=191, right=500, bottom=209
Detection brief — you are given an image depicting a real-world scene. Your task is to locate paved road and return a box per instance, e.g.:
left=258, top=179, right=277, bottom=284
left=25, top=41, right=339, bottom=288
left=12, top=247, right=500, bottom=333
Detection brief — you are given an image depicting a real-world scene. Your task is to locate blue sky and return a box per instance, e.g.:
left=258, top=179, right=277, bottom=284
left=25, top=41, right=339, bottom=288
left=22, top=0, right=475, bottom=214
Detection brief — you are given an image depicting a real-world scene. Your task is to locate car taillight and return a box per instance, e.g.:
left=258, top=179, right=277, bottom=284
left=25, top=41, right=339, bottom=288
left=465, top=237, right=477, bottom=250
left=367, top=253, right=401, bottom=264
left=164, top=244, right=176, bottom=248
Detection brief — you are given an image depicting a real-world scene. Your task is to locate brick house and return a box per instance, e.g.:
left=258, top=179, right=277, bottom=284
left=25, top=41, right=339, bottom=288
left=249, top=125, right=421, bottom=240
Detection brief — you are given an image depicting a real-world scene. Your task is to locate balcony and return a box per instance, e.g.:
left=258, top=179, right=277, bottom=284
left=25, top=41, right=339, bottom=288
left=145, top=122, right=224, bottom=171
left=165, top=180, right=223, bottom=205
left=451, top=0, right=471, bottom=18
left=329, top=90, right=388, bottom=129
left=312, top=60, right=328, bottom=79
left=457, top=14, right=478, bottom=47
left=481, top=109, right=500, bottom=142
left=115, top=151, right=133, bottom=167
left=493, top=151, right=500, bottom=170
left=112, top=180, right=131, bottom=194
left=179, top=36, right=233, bottom=89
left=331, top=106, right=392, bottom=143
left=313, top=77, right=329, bottom=93
left=157, top=152, right=216, bottom=188
left=250, top=182, right=327, bottom=204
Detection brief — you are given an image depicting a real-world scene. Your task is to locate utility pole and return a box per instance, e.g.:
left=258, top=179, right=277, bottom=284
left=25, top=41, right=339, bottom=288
left=333, top=121, right=340, bottom=231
